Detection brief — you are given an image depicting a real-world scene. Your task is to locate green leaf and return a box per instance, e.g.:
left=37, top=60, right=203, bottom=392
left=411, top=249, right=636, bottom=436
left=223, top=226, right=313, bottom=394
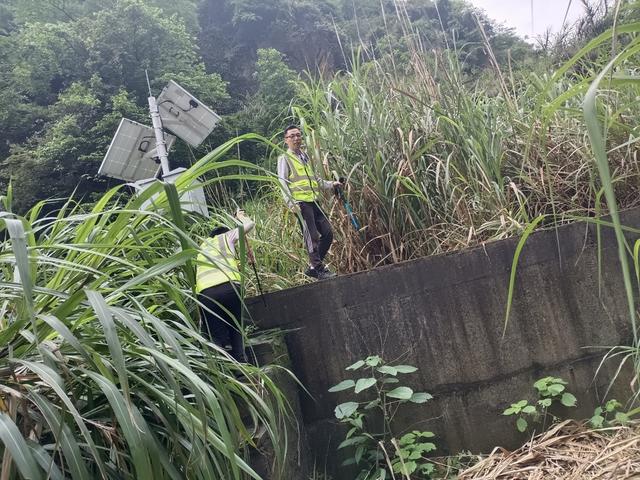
left=17, top=360, right=108, bottom=478
left=377, top=365, right=398, bottom=375
left=355, top=377, right=377, bottom=393
left=420, top=463, right=435, bottom=475
left=353, top=416, right=363, bottom=429
left=560, top=393, right=577, bottom=407
left=365, top=355, right=382, bottom=367
left=606, top=400, right=622, bottom=412
left=86, top=291, right=130, bottom=398
left=547, top=384, right=565, bottom=396
left=399, top=433, right=416, bottom=444
left=615, top=412, right=630, bottom=424
left=39, top=314, right=91, bottom=362
left=409, top=392, right=432, bottom=404
left=5, top=218, right=36, bottom=322
left=522, top=405, right=537, bottom=414
left=582, top=49, right=637, bottom=335
left=504, top=215, right=546, bottom=334
left=590, top=415, right=605, bottom=428
left=394, top=365, right=418, bottom=374
left=347, top=360, right=365, bottom=370
left=420, top=442, right=437, bottom=452
left=337, top=436, right=367, bottom=449
left=335, top=402, right=359, bottom=419
left=535, top=377, right=565, bottom=391
left=503, top=407, right=517, bottom=415
left=0, top=413, right=44, bottom=480
left=387, top=387, right=413, bottom=400
left=538, top=398, right=552, bottom=408
left=364, top=399, right=381, bottom=410
left=516, top=417, right=528, bottom=432
left=112, top=250, right=195, bottom=294
left=163, top=182, right=195, bottom=284
left=393, top=460, right=417, bottom=475
left=408, top=450, right=422, bottom=460
left=355, top=444, right=365, bottom=464
left=329, top=379, right=356, bottom=392
left=30, top=444, right=64, bottom=480
left=84, top=370, right=153, bottom=479
left=30, top=392, right=91, bottom=480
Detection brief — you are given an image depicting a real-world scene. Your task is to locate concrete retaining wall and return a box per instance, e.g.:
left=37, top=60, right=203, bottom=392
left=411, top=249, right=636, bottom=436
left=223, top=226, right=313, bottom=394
left=248, top=209, right=638, bottom=478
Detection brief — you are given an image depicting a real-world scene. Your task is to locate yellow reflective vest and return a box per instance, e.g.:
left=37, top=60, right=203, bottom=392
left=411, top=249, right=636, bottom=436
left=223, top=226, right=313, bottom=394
left=196, top=234, right=240, bottom=293
left=283, top=151, right=319, bottom=202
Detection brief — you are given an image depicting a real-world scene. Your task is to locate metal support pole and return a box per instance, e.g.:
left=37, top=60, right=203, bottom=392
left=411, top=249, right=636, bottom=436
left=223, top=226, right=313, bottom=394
left=148, top=95, right=171, bottom=177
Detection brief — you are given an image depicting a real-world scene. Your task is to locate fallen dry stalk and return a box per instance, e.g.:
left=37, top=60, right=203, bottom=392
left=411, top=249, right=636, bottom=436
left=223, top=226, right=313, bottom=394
left=459, top=420, right=640, bottom=479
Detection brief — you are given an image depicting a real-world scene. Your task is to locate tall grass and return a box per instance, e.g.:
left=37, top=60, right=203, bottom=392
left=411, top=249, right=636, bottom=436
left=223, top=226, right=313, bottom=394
left=0, top=135, right=293, bottom=479
left=283, top=17, right=640, bottom=273
left=4, top=11, right=640, bottom=477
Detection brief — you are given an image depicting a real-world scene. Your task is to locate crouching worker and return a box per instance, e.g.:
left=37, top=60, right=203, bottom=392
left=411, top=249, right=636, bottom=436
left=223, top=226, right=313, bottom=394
left=196, top=209, right=255, bottom=362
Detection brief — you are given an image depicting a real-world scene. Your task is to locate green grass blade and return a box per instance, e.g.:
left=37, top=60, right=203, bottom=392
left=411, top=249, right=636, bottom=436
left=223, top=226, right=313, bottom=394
left=0, top=413, right=44, bottom=480
left=583, top=52, right=637, bottom=341
left=503, top=215, right=546, bottom=337
left=29, top=391, right=91, bottom=480
left=84, top=370, right=154, bottom=480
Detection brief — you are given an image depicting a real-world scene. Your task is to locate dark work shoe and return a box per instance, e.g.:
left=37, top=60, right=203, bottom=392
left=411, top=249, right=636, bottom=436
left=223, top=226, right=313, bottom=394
left=317, top=267, right=337, bottom=280
left=304, top=267, right=319, bottom=279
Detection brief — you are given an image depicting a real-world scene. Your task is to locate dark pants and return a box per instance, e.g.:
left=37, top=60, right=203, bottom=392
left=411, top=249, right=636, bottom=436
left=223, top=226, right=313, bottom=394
left=198, top=282, right=245, bottom=361
left=299, top=201, right=333, bottom=269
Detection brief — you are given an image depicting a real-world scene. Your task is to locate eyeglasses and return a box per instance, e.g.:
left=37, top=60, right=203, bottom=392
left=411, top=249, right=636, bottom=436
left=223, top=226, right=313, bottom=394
left=285, top=133, right=302, bottom=139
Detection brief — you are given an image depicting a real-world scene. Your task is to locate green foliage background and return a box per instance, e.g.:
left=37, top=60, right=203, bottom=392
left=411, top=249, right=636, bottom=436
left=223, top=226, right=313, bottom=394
left=0, top=0, right=530, bottom=212
left=3, top=0, right=640, bottom=478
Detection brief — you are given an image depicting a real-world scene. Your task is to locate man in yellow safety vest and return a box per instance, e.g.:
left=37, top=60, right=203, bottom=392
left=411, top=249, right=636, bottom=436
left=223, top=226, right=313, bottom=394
left=196, top=209, right=254, bottom=361
left=277, top=125, right=343, bottom=280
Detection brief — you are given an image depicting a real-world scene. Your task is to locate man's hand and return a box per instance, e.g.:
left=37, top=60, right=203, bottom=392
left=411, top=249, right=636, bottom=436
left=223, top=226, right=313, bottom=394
left=236, top=208, right=246, bottom=218
left=290, top=203, right=301, bottom=214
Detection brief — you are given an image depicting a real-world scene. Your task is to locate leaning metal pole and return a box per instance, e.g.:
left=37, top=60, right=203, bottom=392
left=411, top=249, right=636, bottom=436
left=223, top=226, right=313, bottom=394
left=148, top=95, right=171, bottom=177
left=145, top=70, right=171, bottom=177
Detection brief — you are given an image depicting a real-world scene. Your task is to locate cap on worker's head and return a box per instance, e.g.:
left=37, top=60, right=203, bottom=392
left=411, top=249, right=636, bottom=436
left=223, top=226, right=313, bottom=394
left=210, top=226, right=230, bottom=237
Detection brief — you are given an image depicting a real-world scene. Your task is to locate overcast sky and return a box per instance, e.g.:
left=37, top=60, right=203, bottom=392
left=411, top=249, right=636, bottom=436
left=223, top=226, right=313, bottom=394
left=468, top=0, right=593, bottom=40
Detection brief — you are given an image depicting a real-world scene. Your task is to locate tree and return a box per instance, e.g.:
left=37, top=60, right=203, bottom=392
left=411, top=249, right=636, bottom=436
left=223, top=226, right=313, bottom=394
left=0, top=0, right=228, bottom=212
left=198, top=0, right=341, bottom=98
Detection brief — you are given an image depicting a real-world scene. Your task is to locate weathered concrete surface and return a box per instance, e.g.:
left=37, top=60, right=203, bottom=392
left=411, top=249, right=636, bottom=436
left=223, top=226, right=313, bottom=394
left=248, top=337, right=313, bottom=479
left=248, top=209, right=638, bottom=476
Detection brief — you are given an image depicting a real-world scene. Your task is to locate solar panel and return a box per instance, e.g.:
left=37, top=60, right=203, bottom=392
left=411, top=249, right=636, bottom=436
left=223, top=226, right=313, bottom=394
left=163, top=167, right=210, bottom=217
left=99, top=118, right=176, bottom=182
left=131, top=168, right=209, bottom=218
left=157, top=81, right=221, bottom=147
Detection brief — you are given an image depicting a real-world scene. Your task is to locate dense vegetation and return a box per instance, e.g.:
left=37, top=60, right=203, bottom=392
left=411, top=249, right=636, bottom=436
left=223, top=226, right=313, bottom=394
left=0, top=0, right=529, bottom=212
left=2, top=0, right=640, bottom=478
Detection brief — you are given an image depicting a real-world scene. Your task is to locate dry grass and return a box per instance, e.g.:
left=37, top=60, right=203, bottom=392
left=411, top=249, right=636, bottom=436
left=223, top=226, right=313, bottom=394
left=459, top=420, right=640, bottom=479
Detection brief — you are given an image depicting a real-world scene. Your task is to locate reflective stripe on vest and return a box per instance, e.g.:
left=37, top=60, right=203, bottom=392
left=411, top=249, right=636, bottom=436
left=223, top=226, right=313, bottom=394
left=283, top=152, right=319, bottom=202
left=195, top=235, right=240, bottom=293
